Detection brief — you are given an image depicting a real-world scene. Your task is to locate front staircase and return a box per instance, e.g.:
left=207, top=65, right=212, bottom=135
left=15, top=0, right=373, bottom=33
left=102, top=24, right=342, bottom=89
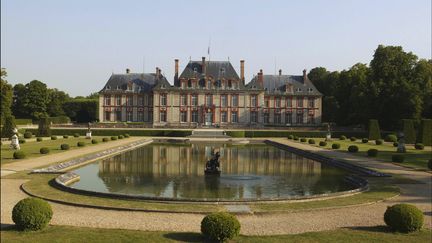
left=188, top=129, right=231, bottom=138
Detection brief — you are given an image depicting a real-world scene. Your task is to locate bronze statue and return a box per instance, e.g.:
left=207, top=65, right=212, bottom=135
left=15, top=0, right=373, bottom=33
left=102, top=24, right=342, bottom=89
left=205, top=151, right=221, bottom=175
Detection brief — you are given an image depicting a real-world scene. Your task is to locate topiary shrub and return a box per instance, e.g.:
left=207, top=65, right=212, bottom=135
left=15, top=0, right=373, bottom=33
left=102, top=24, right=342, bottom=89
left=362, top=138, right=369, bottom=143
left=375, top=139, right=383, bottom=145
left=340, top=135, right=347, bottom=140
left=417, top=119, right=431, bottom=146
left=1, top=115, right=16, bottom=138
left=288, top=135, right=294, bottom=140
left=367, top=149, right=378, bottom=157
left=73, top=133, right=80, bottom=138
left=63, top=135, right=69, bottom=139
left=293, top=136, right=299, bottom=141
left=13, top=151, right=26, bottom=159
left=77, top=142, right=86, bottom=147
left=102, top=137, right=109, bottom=142
left=39, top=147, right=50, bottom=154
left=36, top=137, right=43, bottom=142
left=124, top=133, right=130, bottom=138
left=308, top=139, right=315, bottom=144
left=348, top=145, right=359, bottom=153
left=201, top=212, right=240, bottom=242
left=12, top=197, right=53, bottom=231
left=350, top=137, right=357, bottom=141
left=37, top=117, right=51, bottom=137
left=428, top=159, right=432, bottom=170
left=385, top=134, right=398, bottom=143
left=393, top=142, right=399, bottom=147
left=319, top=141, right=327, bottom=146
left=414, top=143, right=424, bottom=150
left=118, top=135, right=124, bottom=139
left=300, top=138, right=307, bottom=142
left=392, top=154, right=404, bottom=163
left=60, top=144, right=70, bottom=150
left=384, top=204, right=423, bottom=233
left=402, top=119, right=416, bottom=144
left=24, top=131, right=33, bottom=139
left=51, top=136, right=57, bottom=140
left=91, top=139, right=98, bottom=144
left=368, top=119, right=381, bottom=140
left=332, top=143, right=340, bottom=149
left=19, top=139, right=26, bottom=144
left=111, top=136, right=118, bottom=141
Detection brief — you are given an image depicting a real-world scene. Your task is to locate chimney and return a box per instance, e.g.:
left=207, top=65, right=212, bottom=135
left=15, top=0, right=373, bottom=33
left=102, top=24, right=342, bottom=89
left=279, top=69, right=282, bottom=76
left=258, top=69, right=264, bottom=87
left=240, top=60, right=245, bottom=83
left=303, top=69, right=307, bottom=85
left=202, top=57, right=206, bottom=75
left=126, top=68, right=130, bottom=74
left=155, top=67, right=160, bottom=79
left=174, top=59, right=179, bottom=75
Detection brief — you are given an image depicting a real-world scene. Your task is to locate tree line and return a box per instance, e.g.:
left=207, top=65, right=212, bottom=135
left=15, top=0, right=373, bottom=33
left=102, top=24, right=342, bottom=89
left=308, top=45, right=432, bottom=130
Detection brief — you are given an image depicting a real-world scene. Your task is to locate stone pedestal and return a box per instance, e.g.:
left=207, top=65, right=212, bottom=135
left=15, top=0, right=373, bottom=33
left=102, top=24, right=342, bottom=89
left=86, top=132, right=92, bottom=139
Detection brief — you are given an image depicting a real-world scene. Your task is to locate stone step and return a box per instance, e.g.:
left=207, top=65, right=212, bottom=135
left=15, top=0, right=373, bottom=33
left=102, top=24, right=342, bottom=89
left=189, top=129, right=231, bottom=138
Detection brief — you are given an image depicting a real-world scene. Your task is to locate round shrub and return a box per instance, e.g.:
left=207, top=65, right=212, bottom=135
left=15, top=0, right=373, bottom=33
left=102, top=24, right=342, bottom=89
left=118, top=135, right=124, bottom=139
left=384, top=204, right=423, bottom=233
left=24, top=131, right=32, bottom=139
left=13, top=151, right=26, bottom=159
left=348, top=145, right=359, bottom=153
left=385, top=134, right=398, bottom=143
left=12, top=198, right=53, bottom=231
left=124, top=133, right=130, bottom=138
left=36, top=137, right=43, bottom=142
left=293, top=136, right=299, bottom=141
left=362, top=138, right=369, bottom=143
left=367, top=149, right=378, bottom=157
left=392, top=154, right=405, bottom=163
left=350, top=137, right=357, bottom=141
left=332, top=143, right=341, bottom=149
left=60, top=144, right=70, bottom=150
left=414, top=143, right=424, bottom=150
left=102, top=137, right=109, bottom=142
left=393, top=142, right=399, bottom=147
left=91, top=139, right=98, bottom=144
left=51, top=136, right=57, bottom=140
left=77, top=141, right=86, bottom=147
left=300, top=138, right=307, bottom=143
left=73, top=133, right=80, bottom=138
left=19, top=139, right=26, bottom=144
left=201, top=212, right=240, bottom=242
left=339, top=135, right=347, bottom=140
left=63, top=135, right=69, bottom=139
left=428, top=159, right=432, bottom=170
left=375, top=139, right=383, bottom=145
left=288, top=135, right=294, bottom=140
left=308, top=139, right=315, bottom=144
left=111, top=136, right=118, bottom=141
left=39, top=147, right=50, bottom=154
left=319, top=141, right=327, bottom=146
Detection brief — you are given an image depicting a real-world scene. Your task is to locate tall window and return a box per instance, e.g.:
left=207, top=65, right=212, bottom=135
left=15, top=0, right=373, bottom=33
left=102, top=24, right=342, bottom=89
left=251, top=95, right=257, bottom=107
left=105, top=95, right=111, bottom=106
left=264, top=97, right=269, bottom=108
left=308, top=98, right=315, bottom=108
left=285, top=113, right=292, bottom=124
left=221, top=111, right=227, bottom=122
left=251, top=111, right=258, bottom=123
left=180, top=111, right=187, bottom=122
left=286, top=97, right=292, bottom=107
left=308, top=114, right=314, bottom=124
left=160, top=111, right=166, bottom=122
left=232, top=95, right=238, bottom=107
left=192, top=94, right=198, bottom=106
left=231, top=111, right=238, bottom=123
left=275, top=113, right=282, bottom=124
left=192, top=111, right=198, bottom=122
left=221, top=95, right=227, bottom=107
left=138, top=96, right=144, bottom=106
left=296, top=112, right=303, bottom=124
left=180, top=94, right=187, bottom=106
left=297, top=97, right=303, bottom=108
left=275, top=97, right=281, bottom=108
left=264, top=113, right=269, bottom=124
left=127, top=111, right=133, bottom=121
left=116, top=95, right=121, bottom=106
left=206, top=94, right=213, bottom=106
left=126, top=96, right=133, bottom=106
left=160, top=94, right=167, bottom=106
left=116, top=111, right=122, bottom=121
left=105, top=111, right=111, bottom=121
left=149, top=96, right=153, bottom=106
left=137, top=111, right=144, bottom=121
left=148, top=111, right=153, bottom=122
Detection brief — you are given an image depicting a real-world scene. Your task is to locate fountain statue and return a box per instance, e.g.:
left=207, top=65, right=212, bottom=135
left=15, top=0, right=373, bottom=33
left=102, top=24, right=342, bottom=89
left=205, top=151, right=221, bottom=175
left=397, top=132, right=406, bottom=153
left=86, top=122, right=92, bottom=139
left=10, top=128, right=20, bottom=150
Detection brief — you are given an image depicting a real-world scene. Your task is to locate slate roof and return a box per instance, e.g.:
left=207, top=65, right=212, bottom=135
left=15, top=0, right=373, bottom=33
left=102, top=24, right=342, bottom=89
left=246, top=74, right=322, bottom=96
left=99, top=73, right=169, bottom=93
left=179, top=61, right=240, bottom=81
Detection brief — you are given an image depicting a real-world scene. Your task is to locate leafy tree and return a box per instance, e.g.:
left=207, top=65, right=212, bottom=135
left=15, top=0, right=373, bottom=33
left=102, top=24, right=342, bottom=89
left=12, top=83, right=27, bottom=118
left=86, top=92, right=99, bottom=99
left=47, top=88, right=69, bottom=116
left=1, top=68, right=13, bottom=124
left=25, top=80, right=50, bottom=119
left=63, top=99, right=98, bottom=123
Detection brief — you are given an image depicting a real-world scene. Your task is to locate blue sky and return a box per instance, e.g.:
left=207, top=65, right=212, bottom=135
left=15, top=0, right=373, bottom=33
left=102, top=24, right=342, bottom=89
left=1, top=0, right=431, bottom=96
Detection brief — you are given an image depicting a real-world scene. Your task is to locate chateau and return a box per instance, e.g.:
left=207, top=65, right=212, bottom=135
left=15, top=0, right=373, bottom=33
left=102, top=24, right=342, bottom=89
left=98, top=58, right=322, bottom=127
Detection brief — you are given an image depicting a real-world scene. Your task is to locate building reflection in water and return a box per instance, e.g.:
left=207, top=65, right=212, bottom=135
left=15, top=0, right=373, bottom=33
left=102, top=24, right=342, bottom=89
left=83, top=143, right=353, bottom=200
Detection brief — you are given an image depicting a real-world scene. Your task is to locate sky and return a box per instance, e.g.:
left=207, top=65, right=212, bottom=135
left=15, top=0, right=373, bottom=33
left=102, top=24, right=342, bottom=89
left=1, top=0, right=431, bottom=96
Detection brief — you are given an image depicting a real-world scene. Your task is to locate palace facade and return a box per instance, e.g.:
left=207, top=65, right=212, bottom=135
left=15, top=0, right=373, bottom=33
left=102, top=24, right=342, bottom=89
left=98, top=58, right=322, bottom=127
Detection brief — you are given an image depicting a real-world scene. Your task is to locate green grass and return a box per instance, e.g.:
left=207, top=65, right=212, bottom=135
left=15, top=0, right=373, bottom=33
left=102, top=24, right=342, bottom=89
left=301, top=138, right=431, bottom=170
left=1, top=136, right=113, bottom=165
left=1, top=225, right=431, bottom=243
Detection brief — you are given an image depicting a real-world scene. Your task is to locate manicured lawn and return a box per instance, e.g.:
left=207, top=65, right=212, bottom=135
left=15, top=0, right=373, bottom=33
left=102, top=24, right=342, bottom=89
left=1, top=136, right=111, bottom=164
left=297, top=138, right=431, bottom=170
left=1, top=225, right=431, bottom=243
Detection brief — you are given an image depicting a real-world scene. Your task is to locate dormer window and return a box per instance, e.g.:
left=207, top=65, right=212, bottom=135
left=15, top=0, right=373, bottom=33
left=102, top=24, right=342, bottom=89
left=193, top=67, right=198, bottom=72
left=161, top=84, right=166, bottom=89
left=106, top=85, right=111, bottom=90
left=127, top=84, right=133, bottom=91
left=296, top=88, right=302, bottom=92
left=220, top=68, right=225, bottom=75
left=116, top=86, right=120, bottom=90
left=307, top=88, right=313, bottom=92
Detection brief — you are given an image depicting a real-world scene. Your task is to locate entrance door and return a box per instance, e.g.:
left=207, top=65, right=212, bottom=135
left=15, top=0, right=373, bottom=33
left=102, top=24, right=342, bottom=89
left=205, top=112, right=212, bottom=126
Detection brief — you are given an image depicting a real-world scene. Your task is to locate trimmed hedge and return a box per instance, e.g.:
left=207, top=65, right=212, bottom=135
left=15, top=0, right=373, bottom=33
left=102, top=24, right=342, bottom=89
left=319, top=141, right=327, bottom=146
left=37, top=117, right=51, bottom=137
left=293, top=136, right=299, bottom=141
left=417, top=119, right=431, bottom=146
left=288, top=135, right=294, bottom=139
left=393, top=142, right=399, bottom=147
left=63, top=135, right=69, bottom=139
left=102, top=137, right=109, bottom=142
left=24, top=131, right=33, bottom=139
left=12, top=198, right=53, bottom=231
left=36, top=137, right=43, bottom=142
left=111, top=136, right=118, bottom=141
left=368, top=119, right=381, bottom=140
left=26, top=129, right=193, bottom=138
left=226, top=131, right=245, bottom=138
left=19, top=139, right=26, bottom=144
left=201, top=212, right=240, bottom=242
left=13, top=151, right=26, bottom=159
left=367, top=149, right=378, bottom=157
left=300, top=138, right=307, bottom=142
left=124, top=133, right=130, bottom=138
left=362, top=138, right=368, bottom=143
left=385, top=134, right=398, bottom=143
left=332, top=143, right=340, bottom=149
left=350, top=137, right=357, bottom=141
left=91, top=139, right=98, bottom=144
left=402, top=119, right=416, bottom=144
left=392, top=154, right=404, bottom=163
left=384, top=204, right=423, bottom=233
left=308, top=139, right=315, bottom=144
left=73, top=133, right=80, bottom=138
left=375, top=139, right=383, bottom=145
left=60, top=144, right=70, bottom=150
left=39, top=147, right=50, bottom=154
left=47, top=116, right=70, bottom=124
left=339, top=135, right=347, bottom=140
left=51, top=136, right=57, bottom=140
left=14, top=118, right=33, bottom=125
left=348, top=145, right=359, bottom=153
left=414, top=143, right=424, bottom=150
left=77, top=142, right=86, bottom=147
left=118, top=135, right=124, bottom=139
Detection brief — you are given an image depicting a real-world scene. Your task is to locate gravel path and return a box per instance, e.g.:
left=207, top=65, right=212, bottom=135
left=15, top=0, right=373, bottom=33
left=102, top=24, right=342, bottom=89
left=1, top=138, right=431, bottom=235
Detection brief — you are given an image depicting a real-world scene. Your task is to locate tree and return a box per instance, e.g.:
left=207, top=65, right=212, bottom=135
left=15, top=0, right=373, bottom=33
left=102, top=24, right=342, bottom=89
left=12, top=83, right=27, bottom=118
left=1, top=115, right=16, bottom=138
left=25, top=80, right=49, bottom=119
left=63, top=99, right=98, bottom=123
left=47, top=88, right=69, bottom=117
left=1, top=68, right=13, bottom=124
left=368, top=119, right=381, bottom=140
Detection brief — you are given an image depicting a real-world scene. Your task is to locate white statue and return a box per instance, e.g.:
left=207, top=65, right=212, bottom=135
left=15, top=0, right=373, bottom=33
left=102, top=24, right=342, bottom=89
left=10, top=134, right=20, bottom=150
left=86, top=122, right=92, bottom=139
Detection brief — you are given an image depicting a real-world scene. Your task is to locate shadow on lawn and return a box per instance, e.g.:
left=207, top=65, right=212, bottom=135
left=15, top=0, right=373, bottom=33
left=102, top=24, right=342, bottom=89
left=163, top=232, right=210, bottom=242
left=344, top=225, right=391, bottom=233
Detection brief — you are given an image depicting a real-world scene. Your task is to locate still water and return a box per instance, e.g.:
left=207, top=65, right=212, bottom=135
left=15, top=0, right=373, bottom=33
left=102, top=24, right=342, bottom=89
left=70, top=143, right=356, bottom=201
